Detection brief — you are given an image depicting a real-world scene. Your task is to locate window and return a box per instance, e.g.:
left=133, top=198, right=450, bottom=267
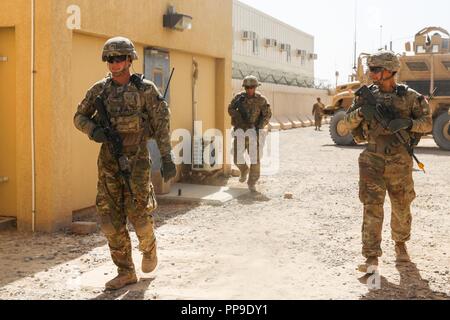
left=252, top=38, right=259, bottom=55
left=432, top=45, right=440, bottom=53
left=416, top=45, right=426, bottom=54
left=406, top=61, right=429, bottom=71
left=286, top=44, right=291, bottom=62
left=442, top=61, right=450, bottom=71
left=152, top=68, right=164, bottom=93
left=443, top=39, right=449, bottom=50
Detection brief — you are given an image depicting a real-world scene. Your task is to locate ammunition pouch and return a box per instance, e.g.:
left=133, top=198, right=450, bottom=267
left=367, top=134, right=409, bottom=155
left=110, top=114, right=146, bottom=147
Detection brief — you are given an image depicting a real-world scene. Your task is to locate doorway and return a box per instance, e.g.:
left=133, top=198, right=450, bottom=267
left=0, top=27, right=17, bottom=219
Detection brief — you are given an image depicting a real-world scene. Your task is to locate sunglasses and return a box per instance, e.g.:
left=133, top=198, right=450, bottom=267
left=369, top=66, right=384, bottom=74
left=106, top=55, right=128, bottom=64
left=245, top=86, right=257, bottom=90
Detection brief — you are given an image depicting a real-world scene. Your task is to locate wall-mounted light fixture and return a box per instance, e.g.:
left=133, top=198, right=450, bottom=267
left=163, top=5, right=192, bottom=31
left=0, top=56, right=8, bottom=62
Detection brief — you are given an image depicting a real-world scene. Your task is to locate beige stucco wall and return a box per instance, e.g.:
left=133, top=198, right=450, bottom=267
left=0, top=0, right=232, bottom=232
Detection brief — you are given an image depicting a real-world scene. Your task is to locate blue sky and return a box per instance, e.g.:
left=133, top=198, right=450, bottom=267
left=238, top=0, right=450, bottom=85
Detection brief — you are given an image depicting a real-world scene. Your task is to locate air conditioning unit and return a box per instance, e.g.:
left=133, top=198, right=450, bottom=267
left=296, top=49, right=307, bottom=57
left=264, top=38, right=277, bottom=47
left=279, top=43, right=288, bottom=51
left=242, top=30, right=256, bottom=40
left=308, top=53, right=318, bottom=60
left=192, top=137, right=222, bottom=172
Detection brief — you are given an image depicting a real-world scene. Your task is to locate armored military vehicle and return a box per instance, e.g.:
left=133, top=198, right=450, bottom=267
left=326, top=27, right=450, bottom=150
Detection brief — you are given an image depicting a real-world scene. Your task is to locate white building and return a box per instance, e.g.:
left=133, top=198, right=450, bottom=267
left=233, top=0, right=317, bottom=82
left=232, top=0, right=331, bottom=128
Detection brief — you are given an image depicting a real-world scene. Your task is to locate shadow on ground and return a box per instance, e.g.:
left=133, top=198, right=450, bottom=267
left=0, top=202, right=198, bottom=290
left=236, top=192, right=271, bottom=205
left=92, top=277, right=155, bottom=300
left=359, top=261, right=450, bottom=300
left=0, top=230, right=107, bottom=288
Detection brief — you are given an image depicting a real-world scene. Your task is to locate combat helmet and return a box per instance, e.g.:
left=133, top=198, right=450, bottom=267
left=102, top=36, right=138, bottom=62
left=242, top=75, right=261, bottom=88
left=367, top=50, right=400, bottom=72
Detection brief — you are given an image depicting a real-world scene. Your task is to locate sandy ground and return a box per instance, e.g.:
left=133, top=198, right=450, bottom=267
left=0, top=125, right=449, bottom=300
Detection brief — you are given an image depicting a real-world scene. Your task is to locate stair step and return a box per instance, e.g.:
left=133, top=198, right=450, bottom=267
left=0, top=216, right=17, bottom=231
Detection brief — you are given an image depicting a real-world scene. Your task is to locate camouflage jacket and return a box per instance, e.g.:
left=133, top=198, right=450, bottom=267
left=228, top=91, right=272, bottom=130
left=74, top=74, right=172, bottom=157
left=344, top=84, right=432, bottom=145
left=312, top=103, right=325, bottom=117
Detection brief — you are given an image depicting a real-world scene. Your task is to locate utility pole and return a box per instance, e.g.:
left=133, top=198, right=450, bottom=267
left=380, top=25, right=383, bottom=50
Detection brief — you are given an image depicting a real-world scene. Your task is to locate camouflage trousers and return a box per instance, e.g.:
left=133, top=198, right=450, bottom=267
left=96, top=143, right=157, bottom=275
left=314, top=115, right=323, bottom=128
left=233, top=132, right=263, bottom=186
left=359, top=149, right=416, bottom=258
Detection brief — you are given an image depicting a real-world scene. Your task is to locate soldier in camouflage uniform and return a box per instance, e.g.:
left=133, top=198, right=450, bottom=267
left=74, top=37, right=177, bottom=290
left=344, top=51, right=432, bottom=273
left=228, top=76, right=272, bottom=193
left=312, top=97, right=325, bottom=131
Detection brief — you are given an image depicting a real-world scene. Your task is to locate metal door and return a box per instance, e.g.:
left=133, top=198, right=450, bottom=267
left=144, top=48, right=171, bottom=171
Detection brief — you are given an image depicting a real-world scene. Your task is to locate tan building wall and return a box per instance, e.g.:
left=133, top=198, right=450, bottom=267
left=0, top=0, right=232, bottom=232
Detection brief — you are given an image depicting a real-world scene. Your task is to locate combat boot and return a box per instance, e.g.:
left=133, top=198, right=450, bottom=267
left=248, top=184, right=257, bottom=193
left=357, top=257, right=378, bottom=274
left=239, top=168, right=249, bottom=183
left=395, top=242, right=411, bottom=263
left=142, top=245, right=158, bottom=273
left=105, top=272, right=137, bottom=291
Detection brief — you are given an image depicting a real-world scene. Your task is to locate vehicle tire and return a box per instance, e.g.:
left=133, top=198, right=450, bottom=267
left=329, top=110, right=355, bottom=146
left=432, top=112, right=450, bottom=151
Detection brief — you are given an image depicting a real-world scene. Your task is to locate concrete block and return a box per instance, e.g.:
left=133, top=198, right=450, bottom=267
left=277, top=116, right=293, bottom=130
left=268, top=117, right=281, bottom=131
left=298, top=116, right=313, bottom=127
left=157, top=183, right=249, bottom=205
left=287, top=115, right=303, bottom=128
left=71, top=222, right=97, bottom=235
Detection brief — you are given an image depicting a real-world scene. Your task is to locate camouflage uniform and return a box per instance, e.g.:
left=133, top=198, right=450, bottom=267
left=229, top=76, right=272, bottom=188
left=74, top=38, right=173, bottom=277
left=344, top=52, right=432, bottom=259
left=312, top=102, right=325, bottom=129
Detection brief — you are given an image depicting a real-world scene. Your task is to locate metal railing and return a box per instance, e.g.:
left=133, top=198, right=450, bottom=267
left=232, top=62, right=331, bottom=90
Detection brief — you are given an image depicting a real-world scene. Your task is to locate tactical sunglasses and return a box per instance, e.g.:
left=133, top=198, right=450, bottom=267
left=245, top=86, right=257, bottom=89
left=369, top=66, right=384, bottom=74
left=106, top=55, right=128, bottom=64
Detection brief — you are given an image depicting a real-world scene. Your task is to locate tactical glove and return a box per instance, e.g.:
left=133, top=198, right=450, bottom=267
left=388, top=118, right=413, bottom=133
left=161, top=154, right=177, bottom=182
left=91, top=126, right=108, bottom=143
left=359, top=104, right=376, bottom=121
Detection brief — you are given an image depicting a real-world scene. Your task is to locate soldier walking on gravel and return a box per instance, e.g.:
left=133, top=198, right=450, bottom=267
left=344, top=51, right=432, bottom=273
left=74, top=37, right=177, bottom=290
left=228, top=76, right=272, bottom=193
left=312, top=97, right=325, bottom=131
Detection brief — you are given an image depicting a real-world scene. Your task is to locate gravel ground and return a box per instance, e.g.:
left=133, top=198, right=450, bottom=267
left=0, top=125, right=449, bottom=300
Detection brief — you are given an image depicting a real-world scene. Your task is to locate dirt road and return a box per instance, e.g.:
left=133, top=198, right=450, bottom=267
left=1, top=125, right=449, bottom=300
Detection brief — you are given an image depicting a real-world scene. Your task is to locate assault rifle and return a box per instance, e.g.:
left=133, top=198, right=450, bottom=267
left=355, top=85, right=426, bottom=173
left=94, top=94, right=138, bottom=206
left=232, top=95, right=250, bottom=123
